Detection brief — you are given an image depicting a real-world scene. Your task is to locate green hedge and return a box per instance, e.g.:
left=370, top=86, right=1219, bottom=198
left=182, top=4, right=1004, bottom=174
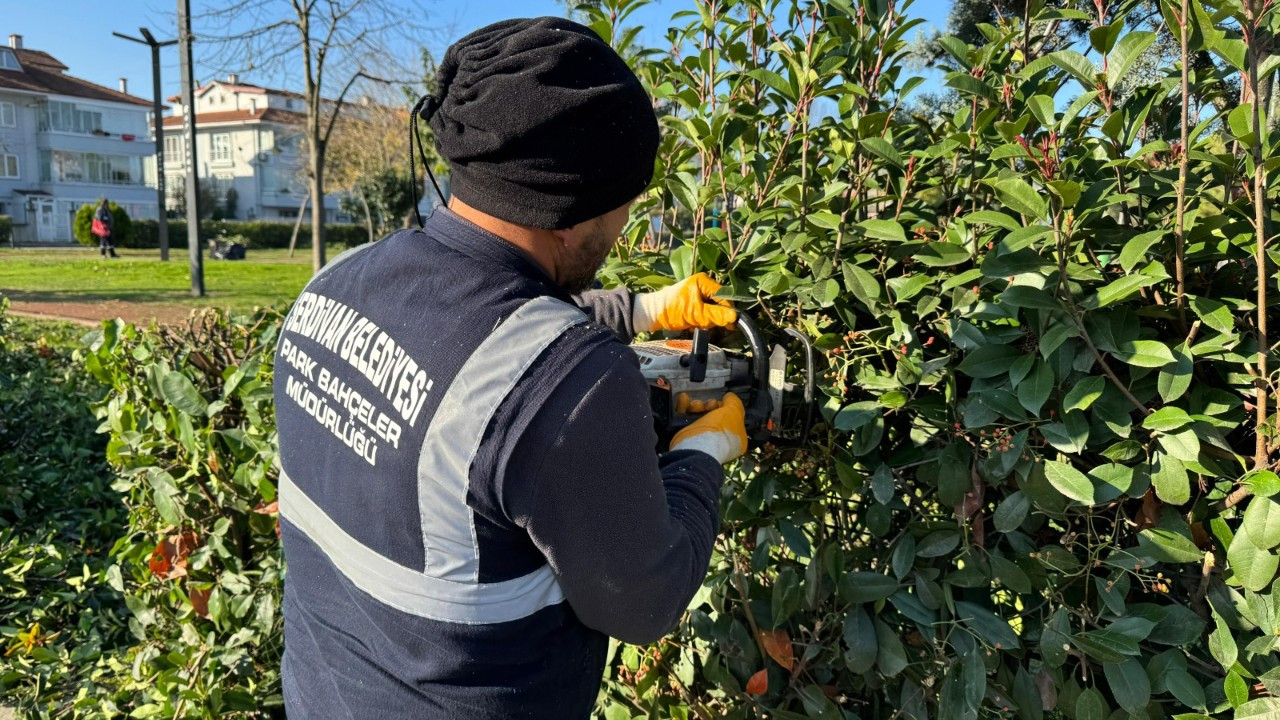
left=73, top=202, right=133, bottom=248
left=130, top=219, right=367, bottom=250
left=0, top=214, right=10, bottom=245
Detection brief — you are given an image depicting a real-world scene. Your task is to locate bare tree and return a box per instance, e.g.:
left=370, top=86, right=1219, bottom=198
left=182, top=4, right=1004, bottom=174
left=193, top=0, right=429, bottom=271
left=328, top=96, right=411, bottom=242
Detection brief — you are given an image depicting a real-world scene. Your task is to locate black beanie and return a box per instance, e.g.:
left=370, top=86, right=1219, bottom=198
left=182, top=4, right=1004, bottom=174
left=424, top=17, right=660, bottom=229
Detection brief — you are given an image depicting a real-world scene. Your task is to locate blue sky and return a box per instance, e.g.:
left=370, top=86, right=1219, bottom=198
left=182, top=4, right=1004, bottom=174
left=2, top=0, right=950, bottom=109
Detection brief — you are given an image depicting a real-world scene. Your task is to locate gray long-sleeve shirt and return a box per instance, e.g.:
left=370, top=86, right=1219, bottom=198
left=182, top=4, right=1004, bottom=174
left=494, top=284, right=721, bottom=642
left=573, top=287, right=637, bottom=343
left=503, top=327, right=723, bottom=642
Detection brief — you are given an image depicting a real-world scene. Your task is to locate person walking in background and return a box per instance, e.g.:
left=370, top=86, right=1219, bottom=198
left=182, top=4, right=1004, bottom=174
left=92, top=199, right=116, bottom=258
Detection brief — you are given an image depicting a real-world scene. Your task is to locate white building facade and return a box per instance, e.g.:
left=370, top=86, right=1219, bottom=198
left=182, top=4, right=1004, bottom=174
left=162, top=77, right=346, bottom=222
left=0, top=35, right=157, bottom=244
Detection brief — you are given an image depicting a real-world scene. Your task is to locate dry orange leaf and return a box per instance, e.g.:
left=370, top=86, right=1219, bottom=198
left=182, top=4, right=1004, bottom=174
left=254, top=500, right=280, bottom=515
left=746, top=669, right=768, bottom=695
left=189, top=587, right=212, bottom=618
left=1191, top=521, right=1212, bottom=550
left=148, top=544, right=171, bottom=579
left=1136, top=489, right=1162, bottom=532
left=149, top=531, right=200, bottom=580
left=760, top=629, right=795, bottom=670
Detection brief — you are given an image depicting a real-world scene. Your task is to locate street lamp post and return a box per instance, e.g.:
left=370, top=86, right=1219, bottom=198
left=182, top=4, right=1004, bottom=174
left=176, top=0, right=204, bottom=297
left=112, top=28, right=176, bottom=262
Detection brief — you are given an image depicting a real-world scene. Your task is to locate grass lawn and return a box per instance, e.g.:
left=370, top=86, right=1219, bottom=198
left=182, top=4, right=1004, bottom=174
left=0, top=245, right=344, bottom=323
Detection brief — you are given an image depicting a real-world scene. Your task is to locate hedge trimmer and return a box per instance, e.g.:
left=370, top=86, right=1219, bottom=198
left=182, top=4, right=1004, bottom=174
left=631, top=313, right=816, bottom=449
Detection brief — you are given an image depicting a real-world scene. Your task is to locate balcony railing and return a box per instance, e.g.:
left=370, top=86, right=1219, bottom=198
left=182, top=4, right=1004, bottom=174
left=37, top=101, right=149, bottom=139
left=39, top=149, right=151, bottom=187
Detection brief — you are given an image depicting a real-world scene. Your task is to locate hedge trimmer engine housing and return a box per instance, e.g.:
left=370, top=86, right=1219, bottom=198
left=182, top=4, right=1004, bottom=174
left=631, top=314, right=815, bottom=449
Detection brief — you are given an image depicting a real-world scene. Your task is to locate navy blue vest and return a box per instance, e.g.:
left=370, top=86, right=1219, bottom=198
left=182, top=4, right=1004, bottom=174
left=275, top=211, right=617, bottom=718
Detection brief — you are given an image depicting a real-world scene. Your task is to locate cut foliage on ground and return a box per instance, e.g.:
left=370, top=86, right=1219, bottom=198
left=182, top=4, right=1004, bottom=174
left=0, top=303, right=129, bottom=717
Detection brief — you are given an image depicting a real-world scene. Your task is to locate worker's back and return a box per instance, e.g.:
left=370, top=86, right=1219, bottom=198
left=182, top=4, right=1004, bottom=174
left=275, top=211, right=616, bottom=718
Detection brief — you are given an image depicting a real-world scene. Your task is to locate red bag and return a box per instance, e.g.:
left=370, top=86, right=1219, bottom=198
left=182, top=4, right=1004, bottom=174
left=91, top=218, right=107, bottom=237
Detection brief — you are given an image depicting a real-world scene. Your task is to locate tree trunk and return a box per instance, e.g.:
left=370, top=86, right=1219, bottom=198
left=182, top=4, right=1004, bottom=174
left=360, top=190, right=375, bottom=244
left=288, top=191, right=311, bottom=259
left=311, top=143, right=327, bottom=272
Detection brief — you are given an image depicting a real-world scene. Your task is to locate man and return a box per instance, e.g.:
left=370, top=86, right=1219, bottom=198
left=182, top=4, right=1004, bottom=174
left=273, top=17, right=748, bottom=719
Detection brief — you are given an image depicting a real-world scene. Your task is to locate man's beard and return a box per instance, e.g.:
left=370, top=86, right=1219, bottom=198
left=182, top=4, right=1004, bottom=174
left=559, top=218, right=616, bottom=294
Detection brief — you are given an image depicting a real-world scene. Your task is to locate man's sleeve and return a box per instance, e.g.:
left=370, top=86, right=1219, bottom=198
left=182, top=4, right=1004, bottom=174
left=502, top=342, right=723, bottom=644
left=572, top=287, right=635, bottom=343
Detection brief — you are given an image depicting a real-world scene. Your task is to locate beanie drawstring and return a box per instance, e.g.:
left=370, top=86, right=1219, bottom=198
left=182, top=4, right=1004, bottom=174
left=410, top=93, right=448, bottom=229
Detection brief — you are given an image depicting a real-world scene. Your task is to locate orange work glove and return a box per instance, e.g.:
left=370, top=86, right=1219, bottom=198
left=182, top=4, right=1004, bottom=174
left=633, top=273, right=737, bottom=333
left=669, top=393, right=748, bottom=464
left=675, top=393, right=723, bottom=414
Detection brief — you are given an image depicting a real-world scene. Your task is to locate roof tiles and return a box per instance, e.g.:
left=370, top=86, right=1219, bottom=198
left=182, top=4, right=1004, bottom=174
left=0, top=47, right=152, bottom=107
left=157, top=107, right=304, bottom=127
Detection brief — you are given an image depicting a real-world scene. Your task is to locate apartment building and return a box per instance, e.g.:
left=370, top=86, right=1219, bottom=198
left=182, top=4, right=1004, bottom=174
left=0, top=34, right=157, bottom=244
left=161, top=76, right=347, bottom=222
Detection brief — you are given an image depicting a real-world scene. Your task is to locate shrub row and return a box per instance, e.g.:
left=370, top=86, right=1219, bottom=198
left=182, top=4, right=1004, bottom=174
left=95, top=309, right=285, bottom=718
left=590, top=0, right=1280, bottom=718
left=65, top=204, right=368, bottom=251
left=0, top=214, right=11, bottom=245
left=1, top=305, right=286, bottom=719
left=130, top=219, right=367, bottom=250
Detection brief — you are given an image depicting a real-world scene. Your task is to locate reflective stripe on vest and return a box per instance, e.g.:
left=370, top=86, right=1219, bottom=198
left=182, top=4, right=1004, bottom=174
left=279, top=471, right=566, bottom=624
left=417, top=295, right=586, bottom=581
left=279, top=294, right=586, bottom=623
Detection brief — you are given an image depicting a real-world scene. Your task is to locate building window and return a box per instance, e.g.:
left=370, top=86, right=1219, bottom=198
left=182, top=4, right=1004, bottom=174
left=275, top=131, right=300, bottom=154
left=78, top=108, right=103, bottom=133
left=261, top=164, right=302, bottom=194
left=0, top=101, right=14, bottom=127
left=0, top=49, right=19, bottom=71
left=38, top=101, right=103, bottom=134
left=38, top=149, right=144, bottom=186
left=163, top=136, right=182, bottom=164
left=211, top=133, right=231, bottom=162
left=0, top=154, right=18, bottom=179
